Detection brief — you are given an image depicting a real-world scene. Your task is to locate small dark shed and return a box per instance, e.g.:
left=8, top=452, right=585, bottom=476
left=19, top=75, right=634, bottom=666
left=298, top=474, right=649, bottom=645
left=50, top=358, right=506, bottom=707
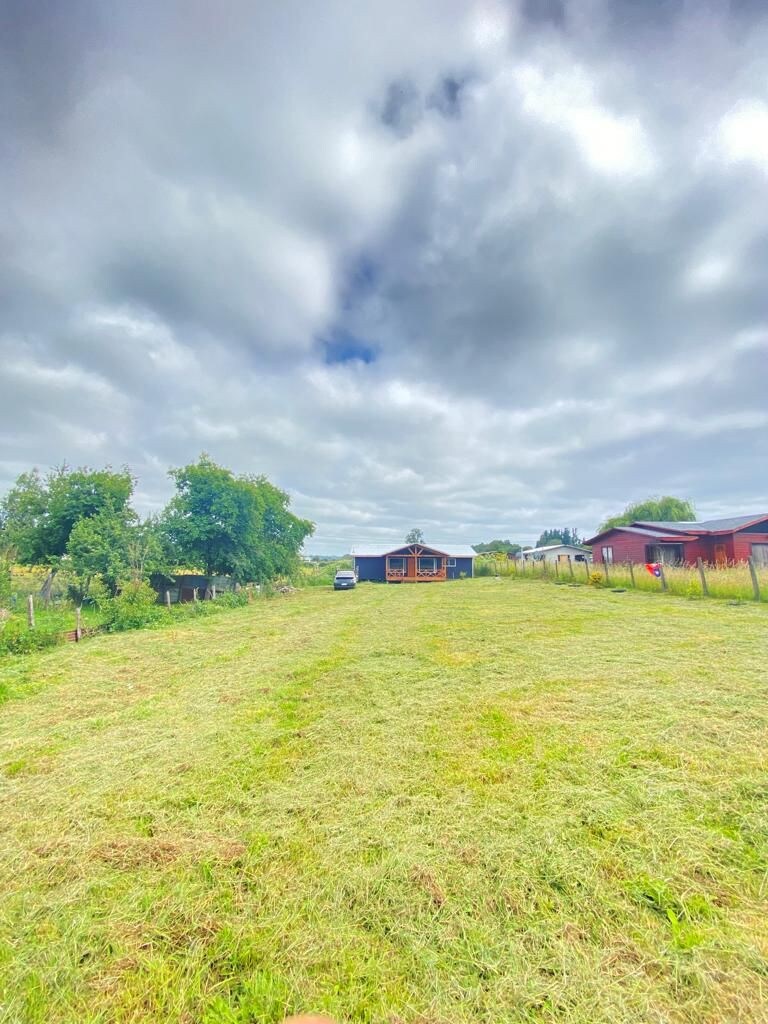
left=150, top=573, right=236, bottom=603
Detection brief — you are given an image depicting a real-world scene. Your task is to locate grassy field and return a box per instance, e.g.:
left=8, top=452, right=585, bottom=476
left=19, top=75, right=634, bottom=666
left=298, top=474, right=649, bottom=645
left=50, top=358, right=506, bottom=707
left=1, top=579, right=766, bottom=1023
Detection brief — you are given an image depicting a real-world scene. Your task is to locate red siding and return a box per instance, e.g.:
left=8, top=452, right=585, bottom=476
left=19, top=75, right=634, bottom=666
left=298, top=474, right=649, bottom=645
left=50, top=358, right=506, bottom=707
left=592, top=531, right=650, bottom=564
left=733, top=532, right=768, bottom=561
left=591, top=528, right=768, bottom=564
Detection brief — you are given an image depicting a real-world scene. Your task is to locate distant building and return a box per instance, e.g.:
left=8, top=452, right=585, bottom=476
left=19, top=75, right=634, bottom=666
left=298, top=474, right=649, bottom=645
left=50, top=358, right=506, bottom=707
left=352, top=543, right=476, bottom=582
left=521, top=543, right=591, bottom=564
left=585, top=514, right=768, bottom=565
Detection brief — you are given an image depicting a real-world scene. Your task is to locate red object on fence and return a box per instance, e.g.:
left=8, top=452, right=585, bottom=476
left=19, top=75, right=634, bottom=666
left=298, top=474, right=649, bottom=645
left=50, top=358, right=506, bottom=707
left=645, top=562, right=662, bottom=578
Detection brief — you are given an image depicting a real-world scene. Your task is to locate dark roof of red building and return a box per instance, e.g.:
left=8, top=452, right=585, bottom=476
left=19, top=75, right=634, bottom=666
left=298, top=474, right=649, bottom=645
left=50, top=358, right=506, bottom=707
left=634, top=514, right=768, bottom=533
left=584, top=524, right=699, bottom=544
left=609, top=525, right=698, bottom=540
left=585, top=513, right=768, bottom=546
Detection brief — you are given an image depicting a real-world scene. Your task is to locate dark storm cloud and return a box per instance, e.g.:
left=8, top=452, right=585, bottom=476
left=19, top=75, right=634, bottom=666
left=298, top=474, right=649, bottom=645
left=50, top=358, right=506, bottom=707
left=1, top=0, right=767, bottom=552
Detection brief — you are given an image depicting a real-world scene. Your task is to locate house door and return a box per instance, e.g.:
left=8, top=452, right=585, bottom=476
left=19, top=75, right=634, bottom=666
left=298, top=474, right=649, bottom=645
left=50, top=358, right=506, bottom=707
left=714, top=544, right=727, bottom=565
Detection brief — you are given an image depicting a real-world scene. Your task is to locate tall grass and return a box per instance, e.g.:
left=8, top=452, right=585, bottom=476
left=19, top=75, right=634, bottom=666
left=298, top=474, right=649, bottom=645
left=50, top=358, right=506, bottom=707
left=297, top=558, right=354, bottom=587
left=0, top=587, right=266, bottom=659
left=510, top=556, right=768, bottom=601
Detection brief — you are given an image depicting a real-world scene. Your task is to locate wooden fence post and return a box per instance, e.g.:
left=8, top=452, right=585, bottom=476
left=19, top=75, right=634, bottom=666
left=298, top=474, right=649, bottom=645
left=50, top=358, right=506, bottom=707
left=212, top=584, right=217, bottom=600
left=75, top=607, right=82, bottom=642
left=584, top=560, right=590, bottom=581
left=747, top=557, right=761, bottom=601
left=658, top=563, right=668, bottom=592
left=27, top=594, right=35, bottom=629
left=192, top=587, right=198, bottom=603
left=628, top=562, right=635, bottom=587
left=604, top=560, right=611, bottom=585
left=696, top=558, right=709, bottom=597
left=568, top=556, right=574, bottom=579
left=165, top=589, right=172, bottom=609
left=554, top=560, right=560, bottom=579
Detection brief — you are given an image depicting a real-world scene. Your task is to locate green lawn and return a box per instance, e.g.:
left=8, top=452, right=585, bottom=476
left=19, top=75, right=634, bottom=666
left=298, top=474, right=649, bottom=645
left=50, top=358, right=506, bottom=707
left=1, top=580, right=766, bottom=1023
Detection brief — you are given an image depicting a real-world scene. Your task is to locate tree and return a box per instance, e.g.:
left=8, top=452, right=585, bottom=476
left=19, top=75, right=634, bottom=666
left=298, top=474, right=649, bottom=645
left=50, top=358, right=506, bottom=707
left=0, top=465, right=135, bottom=599
left=599, top=496, right=696, bottom=533
left=473, top=539, right=522, bottom=554
left=161, top=455, right=314, bottom=583
left=535, top=528, right=583, bottom=548
left=0, top=470, right=48, bottom=564
left=67, top=514, right=165, bottom=598
left=405, top=528, right=424, bottom=544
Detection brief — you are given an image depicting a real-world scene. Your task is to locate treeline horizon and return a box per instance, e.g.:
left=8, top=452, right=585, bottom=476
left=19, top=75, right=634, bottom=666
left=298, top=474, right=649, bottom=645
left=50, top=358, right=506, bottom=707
left=473, top=497, right=696, bottom=554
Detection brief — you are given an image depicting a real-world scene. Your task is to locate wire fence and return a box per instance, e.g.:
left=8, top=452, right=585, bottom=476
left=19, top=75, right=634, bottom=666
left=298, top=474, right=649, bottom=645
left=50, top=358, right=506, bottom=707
left=478, top=554, right=768, bottom=602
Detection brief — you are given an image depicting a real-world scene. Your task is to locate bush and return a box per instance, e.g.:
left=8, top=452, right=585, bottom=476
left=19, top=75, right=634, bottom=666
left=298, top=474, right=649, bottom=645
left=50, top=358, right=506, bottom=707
left=214, top=591, right=249, bottom=609
left=103, top=581, right=162, bottom=632
left=0, top=617, right=61, bottom=656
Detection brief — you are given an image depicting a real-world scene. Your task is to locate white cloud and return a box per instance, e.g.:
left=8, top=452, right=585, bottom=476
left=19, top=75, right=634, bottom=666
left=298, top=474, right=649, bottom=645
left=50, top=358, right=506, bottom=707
left=1, top=0, right=767, bottom=553
left=513, top=63, right=656, bottom=177
left=717, top=100, right=768, bottom=171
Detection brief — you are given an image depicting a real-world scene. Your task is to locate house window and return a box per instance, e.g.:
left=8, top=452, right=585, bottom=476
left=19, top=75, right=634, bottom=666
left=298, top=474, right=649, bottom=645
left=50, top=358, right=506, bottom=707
left=752, top=544, right=768, bottom=567
left=447, top=558, right=456, bottom=567
left=387, top=556, right=406, bottom=574
left=647, top=544, right=684, bottom=565
left=601, top=546, right=614, bottom=564
left=418, top=556, right=438, bottom=572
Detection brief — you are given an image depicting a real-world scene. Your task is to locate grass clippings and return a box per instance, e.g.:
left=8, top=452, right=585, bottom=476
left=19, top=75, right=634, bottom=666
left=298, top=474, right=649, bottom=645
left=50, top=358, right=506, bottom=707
left=1, top=579, right=767, bottom=1023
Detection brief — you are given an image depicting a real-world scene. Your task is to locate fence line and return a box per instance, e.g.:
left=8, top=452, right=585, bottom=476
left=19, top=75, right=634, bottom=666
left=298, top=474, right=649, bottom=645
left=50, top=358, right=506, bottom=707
left=478, top=554, right=766, bottom=602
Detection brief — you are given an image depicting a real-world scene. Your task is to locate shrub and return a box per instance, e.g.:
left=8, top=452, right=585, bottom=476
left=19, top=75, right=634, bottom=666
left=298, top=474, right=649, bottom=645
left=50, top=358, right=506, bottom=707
left=589, top=571, right=604, bottom=586
left=103, top=581, right=162, bottom=632
left=214, top=591, right=249, bottom=609
left=0, top=617, right=61, bottom=656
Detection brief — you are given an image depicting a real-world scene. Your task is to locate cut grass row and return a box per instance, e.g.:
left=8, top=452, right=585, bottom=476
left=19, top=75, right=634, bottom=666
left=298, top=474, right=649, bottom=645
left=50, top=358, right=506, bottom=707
left=1, top=579, right=766, bottom=1023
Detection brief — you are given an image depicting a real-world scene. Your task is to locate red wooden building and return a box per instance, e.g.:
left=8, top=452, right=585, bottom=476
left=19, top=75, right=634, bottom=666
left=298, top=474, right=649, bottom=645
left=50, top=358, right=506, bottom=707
left=585, top=514, right=768, bottom=566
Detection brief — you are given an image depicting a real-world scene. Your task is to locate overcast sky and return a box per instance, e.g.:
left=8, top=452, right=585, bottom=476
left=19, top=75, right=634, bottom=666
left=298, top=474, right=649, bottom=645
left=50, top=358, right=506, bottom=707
left=1, top=0, right=767, bottom=553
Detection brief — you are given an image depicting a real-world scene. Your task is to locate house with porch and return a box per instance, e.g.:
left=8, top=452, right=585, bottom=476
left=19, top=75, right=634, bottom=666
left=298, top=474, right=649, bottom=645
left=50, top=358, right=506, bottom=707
left=352, top=543, right=476, bottom=582
left=585, top=514, right=768, bottom=566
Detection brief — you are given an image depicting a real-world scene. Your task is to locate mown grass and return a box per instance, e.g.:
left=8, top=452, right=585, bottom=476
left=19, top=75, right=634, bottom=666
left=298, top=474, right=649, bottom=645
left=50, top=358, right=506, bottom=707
left=0, top=580, right=767, bottom=1023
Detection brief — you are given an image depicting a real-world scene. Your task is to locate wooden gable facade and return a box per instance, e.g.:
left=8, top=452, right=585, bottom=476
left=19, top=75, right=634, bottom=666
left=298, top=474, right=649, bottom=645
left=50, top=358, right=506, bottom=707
left=354, top=544, right=475, bottom=583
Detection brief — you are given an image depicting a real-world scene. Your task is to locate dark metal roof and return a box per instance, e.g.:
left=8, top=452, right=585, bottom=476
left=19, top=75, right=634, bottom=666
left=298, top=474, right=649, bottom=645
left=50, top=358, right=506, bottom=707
left=617, top=525, right=698, bottom=539
left=634, top=514, right=768, bottom=533
left=352, top=543, right=476, bottom=558
left=584, top=525, right=699, bottom=544
left=586, top=513, right=768, bottom=545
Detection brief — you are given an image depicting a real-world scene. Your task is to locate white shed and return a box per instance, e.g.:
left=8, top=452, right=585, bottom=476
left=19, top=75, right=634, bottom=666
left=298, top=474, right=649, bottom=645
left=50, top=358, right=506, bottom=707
left=521, top=544, right=591, bottom=564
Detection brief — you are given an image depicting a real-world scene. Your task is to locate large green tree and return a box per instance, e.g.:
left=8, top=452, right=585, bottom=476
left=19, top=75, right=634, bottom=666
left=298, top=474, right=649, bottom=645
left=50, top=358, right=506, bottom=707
left=67, top=514, right=165, bottom=598
left=161, top=455, right=314, bottom=583
left=405, top=528, right=425, bottom=544
left=0, top=465, right=135, bottom=598
left=599, top=496, right=696, bottom=533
